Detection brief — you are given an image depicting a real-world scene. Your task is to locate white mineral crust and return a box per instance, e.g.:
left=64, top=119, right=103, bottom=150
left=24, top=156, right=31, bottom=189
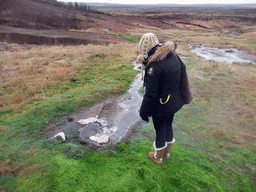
left=77, top=117, right=108, bottom=127
left=89, top=134, right=109, bottom=144
left=77, top=117, right=98, bottom=125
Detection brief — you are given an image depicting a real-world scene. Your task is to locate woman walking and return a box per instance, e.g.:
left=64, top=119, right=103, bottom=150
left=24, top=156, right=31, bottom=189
left=137, top=33, right=192, bottom=164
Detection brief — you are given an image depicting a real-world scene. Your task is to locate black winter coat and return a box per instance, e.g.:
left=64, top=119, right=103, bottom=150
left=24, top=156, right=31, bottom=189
left=140, top=41, right=185, bottom=118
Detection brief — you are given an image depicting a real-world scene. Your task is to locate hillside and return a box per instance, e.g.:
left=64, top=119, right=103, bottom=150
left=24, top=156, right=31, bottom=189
left=0, top=0, right=255, bottom=46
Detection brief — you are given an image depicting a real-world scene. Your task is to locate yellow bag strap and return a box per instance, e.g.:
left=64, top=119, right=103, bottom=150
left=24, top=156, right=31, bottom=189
left=160, top=94, right=171, bottom=104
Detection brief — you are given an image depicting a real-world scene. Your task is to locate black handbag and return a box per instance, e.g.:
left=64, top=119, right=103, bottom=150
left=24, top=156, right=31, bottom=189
left=178, top=56, right=193, bottom=104
left=180, top=70, right=193, bottom=104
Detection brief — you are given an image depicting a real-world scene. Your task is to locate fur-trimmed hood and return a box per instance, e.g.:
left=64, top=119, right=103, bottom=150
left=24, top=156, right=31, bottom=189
left=148, top=41, right=177, bottom=64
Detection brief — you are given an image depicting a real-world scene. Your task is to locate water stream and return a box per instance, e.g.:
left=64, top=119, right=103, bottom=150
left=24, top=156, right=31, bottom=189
left=189, top=44, right=256, bottom=65
left=50, top=61, right=143, bottom=146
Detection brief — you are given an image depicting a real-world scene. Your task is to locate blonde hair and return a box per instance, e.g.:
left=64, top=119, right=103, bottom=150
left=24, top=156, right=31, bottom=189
left=136, top=33, right=159, bottom=79
left=138, top=33, right=159, bottom=60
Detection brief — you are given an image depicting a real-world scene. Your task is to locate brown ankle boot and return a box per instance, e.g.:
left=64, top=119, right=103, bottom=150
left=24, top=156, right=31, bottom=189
left=148, top=142, right=167, bottom=164
left=163, top=139, right=175, bottom=159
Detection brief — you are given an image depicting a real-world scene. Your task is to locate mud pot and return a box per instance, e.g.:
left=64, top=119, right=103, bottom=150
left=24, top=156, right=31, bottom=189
left=47, top=62, right=144, bottom=146
left=190, top=44, right=256, bottom=65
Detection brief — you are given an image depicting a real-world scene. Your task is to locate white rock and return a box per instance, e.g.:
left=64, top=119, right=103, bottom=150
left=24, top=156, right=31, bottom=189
left=89, top=134, right=110, bottom=144
left=54, top=132, right=65, bottom=141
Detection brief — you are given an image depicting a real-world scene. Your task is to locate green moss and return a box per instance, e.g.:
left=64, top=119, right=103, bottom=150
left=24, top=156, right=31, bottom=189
left=107, top=32, right=141, bottom=42
left=13, top=140, right=254, bottom=191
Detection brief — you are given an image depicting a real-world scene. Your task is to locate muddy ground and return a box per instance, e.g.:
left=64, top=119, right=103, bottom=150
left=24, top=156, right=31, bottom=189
left=1, top=2, right=255, bottom=145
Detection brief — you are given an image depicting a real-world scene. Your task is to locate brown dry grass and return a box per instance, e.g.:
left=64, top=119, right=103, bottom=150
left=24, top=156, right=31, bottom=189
left=0, top=155, right=45, bottom=177
left=0, top=159, right=24, bottom=175
left=129, top=24, right=256, bottom=54
left=18, top=163, right=45, bottom=177
left=0, top=43, right=138, bottom=113
left=189, top=55, right=256, bottom=148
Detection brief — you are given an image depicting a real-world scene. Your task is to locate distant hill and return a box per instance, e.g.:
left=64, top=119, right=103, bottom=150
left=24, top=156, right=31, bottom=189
left=0, top=0, right=94, bottom=30
left=1, top=0, right=255, bottom=30
left=87, top=2, right=256, bottom=9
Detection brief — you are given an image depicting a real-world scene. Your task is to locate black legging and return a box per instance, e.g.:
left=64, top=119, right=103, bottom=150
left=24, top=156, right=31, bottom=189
left=152, top=114, right=175, bottom=148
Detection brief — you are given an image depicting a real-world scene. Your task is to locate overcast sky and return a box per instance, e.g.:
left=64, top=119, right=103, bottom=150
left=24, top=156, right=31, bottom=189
left=57, top=0, right=256, bottom=4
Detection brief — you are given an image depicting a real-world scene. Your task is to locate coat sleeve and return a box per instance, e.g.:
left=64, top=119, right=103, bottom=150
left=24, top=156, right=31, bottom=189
left=140, top=64, right=161, bottom=118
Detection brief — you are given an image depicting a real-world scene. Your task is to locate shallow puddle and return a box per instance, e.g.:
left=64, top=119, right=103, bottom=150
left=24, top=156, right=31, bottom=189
left=189, top=45, right=256, bottom=65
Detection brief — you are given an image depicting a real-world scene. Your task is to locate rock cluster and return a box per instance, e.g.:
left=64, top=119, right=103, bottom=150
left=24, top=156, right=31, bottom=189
left=78, top=116, right=117, bottom=145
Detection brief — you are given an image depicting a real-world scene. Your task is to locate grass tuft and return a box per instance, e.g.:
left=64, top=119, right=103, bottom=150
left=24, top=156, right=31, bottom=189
left=107, top=32, right=141, bottom=42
